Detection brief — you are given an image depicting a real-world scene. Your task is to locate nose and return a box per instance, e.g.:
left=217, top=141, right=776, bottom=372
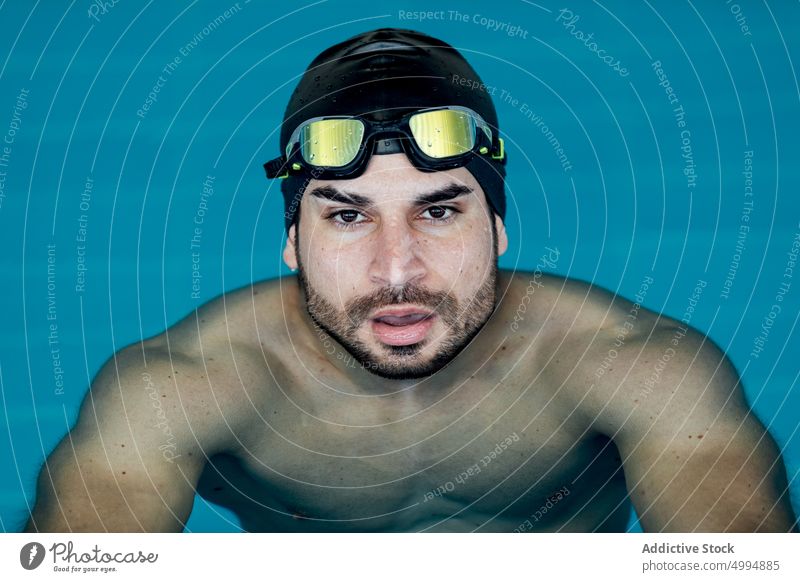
left=368, top=218, right=427, bottom=288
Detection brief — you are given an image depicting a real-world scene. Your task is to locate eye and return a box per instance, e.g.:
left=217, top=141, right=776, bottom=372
left=420, top=205, right=458, bottom=223
left=328, top=209, right=368, bottom=229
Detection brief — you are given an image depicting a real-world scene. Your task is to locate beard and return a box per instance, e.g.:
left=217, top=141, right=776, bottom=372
left=295, top=250, right=500, bottom=380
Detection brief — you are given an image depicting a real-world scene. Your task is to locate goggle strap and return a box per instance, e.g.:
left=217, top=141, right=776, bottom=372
left=491, top=137, right=506, bottom=162
left=264, top=156, right=290, bottom=179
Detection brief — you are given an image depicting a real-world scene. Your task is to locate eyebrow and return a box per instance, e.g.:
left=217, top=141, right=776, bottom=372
left=308, top=186, right=372, bottom=207
left=307, top=183, right=473, bottom=208
left=413, top=184, right=473, bottom=206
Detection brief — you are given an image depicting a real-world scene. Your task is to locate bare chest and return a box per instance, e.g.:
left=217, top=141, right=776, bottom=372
left=199, top=371, right=629, bottom=531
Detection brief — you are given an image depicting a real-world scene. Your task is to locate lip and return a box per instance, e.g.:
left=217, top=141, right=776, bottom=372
left=371, top=306, right=434, bottom=320
left=370, top=306, right=435, bottom=346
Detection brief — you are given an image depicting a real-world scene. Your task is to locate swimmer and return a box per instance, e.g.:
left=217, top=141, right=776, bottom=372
left=26, top=29, right=797, bottom=532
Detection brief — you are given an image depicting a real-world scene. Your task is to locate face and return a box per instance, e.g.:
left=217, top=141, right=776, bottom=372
left=283, top=153, right=508, bottom=380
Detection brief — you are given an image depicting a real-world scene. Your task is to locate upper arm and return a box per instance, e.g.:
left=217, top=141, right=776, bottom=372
left=26, top=342, right=227, bottom=532
left=589, top=323, right=797, bottom=532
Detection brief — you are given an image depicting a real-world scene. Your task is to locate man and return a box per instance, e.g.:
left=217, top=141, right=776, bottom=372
left=26, top=29, right=796, bottom=533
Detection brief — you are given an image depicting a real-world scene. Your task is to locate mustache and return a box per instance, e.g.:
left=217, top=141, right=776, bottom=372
left=343, top=284, right=459, bottom=332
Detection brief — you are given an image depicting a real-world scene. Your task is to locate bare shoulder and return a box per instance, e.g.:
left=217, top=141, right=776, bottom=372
left=503, top=270, right=721, bottom=418
left=26, top=279, right=299, bottom=532
left=500, top=269, right=663, bottom=349
left=500, top=271, right=795, bottom=531
left=146, top=276, right=296, bottom=353
left=522, top=272, right=736, bottom=433
left=129, top=277, right=297, bottom=439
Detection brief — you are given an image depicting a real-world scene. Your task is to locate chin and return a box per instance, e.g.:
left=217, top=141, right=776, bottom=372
left=357, top=354, right=451, bottom=380
left=351, top=331, right=469, bottom=380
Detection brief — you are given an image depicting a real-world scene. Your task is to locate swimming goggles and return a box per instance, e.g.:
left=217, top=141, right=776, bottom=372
left=264, top=105, right=505, bottom=180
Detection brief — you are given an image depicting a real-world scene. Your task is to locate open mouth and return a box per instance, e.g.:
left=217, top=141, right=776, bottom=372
left=370, top=308, right=435, bottom=346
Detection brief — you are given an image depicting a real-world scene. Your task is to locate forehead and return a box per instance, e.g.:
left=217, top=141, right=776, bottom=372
left=304, top=153, right=485, bottom=205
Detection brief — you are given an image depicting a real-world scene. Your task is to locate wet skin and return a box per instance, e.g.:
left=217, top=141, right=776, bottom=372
left=25, top=156, right=797, bottom=532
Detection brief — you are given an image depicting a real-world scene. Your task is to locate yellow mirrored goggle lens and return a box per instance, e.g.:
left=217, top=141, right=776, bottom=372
left=300, top=119, right=364, bottom=167
left=409, top=109, right=478, bottom=159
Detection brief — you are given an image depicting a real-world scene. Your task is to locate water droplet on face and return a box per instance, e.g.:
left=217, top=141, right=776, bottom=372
left=314, top=75, right=320, bottom=81
left=427, top=140, right=433, bottom=147
left=435, top=127, right=441, bottom=132
left=309, top=153, right=315, bottom=160
left=313, top=139, right=318, bottom=144
left=333, top=146, right=337, bottom=150
left=326, top=84, right=333, bottom=90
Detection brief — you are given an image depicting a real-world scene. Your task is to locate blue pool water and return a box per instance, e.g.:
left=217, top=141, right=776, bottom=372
left=0, top=1, right=798, bottom=532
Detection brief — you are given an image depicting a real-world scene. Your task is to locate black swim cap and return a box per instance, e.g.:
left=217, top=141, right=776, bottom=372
left=278, top=28, right=506, bottom=231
